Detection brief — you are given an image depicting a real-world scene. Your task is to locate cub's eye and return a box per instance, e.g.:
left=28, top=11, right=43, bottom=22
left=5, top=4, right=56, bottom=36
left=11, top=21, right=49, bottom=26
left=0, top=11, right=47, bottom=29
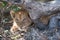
left=21, top=31, right=25, bottom=33
left=16, top=19, right=19, bottom=21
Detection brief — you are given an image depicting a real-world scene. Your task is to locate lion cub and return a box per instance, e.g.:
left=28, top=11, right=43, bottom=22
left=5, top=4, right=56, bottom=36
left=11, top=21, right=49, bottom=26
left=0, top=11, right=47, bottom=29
left=10, top=8, right=32, bottom=34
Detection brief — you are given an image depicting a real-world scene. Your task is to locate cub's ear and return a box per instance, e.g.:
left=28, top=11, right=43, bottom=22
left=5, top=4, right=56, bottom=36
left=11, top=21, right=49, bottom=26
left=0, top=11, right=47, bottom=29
left=10, top=10, right=15, bottom=19
left=40, top=16, right=50, bottom=25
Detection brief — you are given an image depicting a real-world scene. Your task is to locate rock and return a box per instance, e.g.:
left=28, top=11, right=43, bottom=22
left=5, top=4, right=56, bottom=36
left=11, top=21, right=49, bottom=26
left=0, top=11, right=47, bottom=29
left=24, top=27, right=48, bottom=40
left=49, top=13, right=60, bottom=29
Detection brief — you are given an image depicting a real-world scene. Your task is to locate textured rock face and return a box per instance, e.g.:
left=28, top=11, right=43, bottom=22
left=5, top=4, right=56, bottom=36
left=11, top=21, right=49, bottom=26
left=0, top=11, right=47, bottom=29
left=25, top=2, right=58, bottom=20
left=22, top=0, right=60, bottom=31
left=49, top=13, right=60, bottom=29
left=24, top=27, right=48, bottom=40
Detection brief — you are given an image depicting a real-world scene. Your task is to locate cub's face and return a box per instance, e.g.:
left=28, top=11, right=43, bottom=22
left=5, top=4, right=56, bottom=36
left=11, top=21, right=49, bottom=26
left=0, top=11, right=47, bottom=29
left=10, top=9, right=32, bottom=34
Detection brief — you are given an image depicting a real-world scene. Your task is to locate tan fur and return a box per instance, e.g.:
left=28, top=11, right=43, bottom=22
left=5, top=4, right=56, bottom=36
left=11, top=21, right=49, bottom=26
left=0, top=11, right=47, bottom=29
left=10, top=9, right=32, bottom=34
